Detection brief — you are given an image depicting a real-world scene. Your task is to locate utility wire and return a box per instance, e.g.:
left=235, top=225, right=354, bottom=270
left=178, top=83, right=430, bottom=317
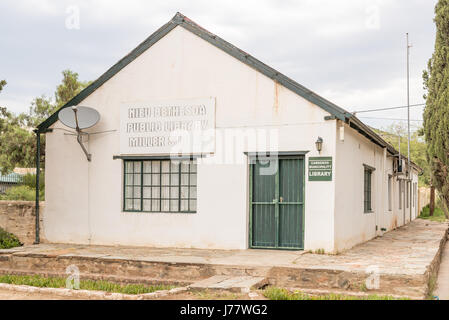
left=359, top=116, right=423, bottom=122
left=352, top=103, right=425, bottom=114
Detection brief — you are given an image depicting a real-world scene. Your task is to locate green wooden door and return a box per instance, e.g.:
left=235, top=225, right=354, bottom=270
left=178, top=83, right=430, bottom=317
left=250, top=156, right=304, bottom=250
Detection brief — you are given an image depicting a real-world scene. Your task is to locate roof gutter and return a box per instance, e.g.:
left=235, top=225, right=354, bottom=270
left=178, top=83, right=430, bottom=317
left=325, top=113, right=422, bottom=172
left=348, top=116, right=396, bottom=154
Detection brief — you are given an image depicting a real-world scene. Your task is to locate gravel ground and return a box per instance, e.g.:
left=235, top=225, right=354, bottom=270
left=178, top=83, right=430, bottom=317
left=0, top=288, right=85, bottom=300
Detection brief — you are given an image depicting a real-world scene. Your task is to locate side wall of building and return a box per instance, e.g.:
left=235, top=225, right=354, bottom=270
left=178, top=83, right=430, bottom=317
left=334, top=123, right=420, bottom=252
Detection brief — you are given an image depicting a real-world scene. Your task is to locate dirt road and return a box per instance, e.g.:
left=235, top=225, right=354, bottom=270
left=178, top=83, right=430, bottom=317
left=0, top=288, right=84, bottom=300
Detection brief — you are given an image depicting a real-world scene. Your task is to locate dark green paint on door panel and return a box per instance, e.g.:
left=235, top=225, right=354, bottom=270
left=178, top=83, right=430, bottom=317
left=250, top=157, right=304, bottom=250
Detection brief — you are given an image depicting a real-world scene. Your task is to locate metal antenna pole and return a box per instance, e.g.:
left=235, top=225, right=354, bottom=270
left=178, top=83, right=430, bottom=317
left=398, top=129, right=401, bottom=173
left=72, top=106, right=92, bottom=161
left=406, top=33, right=411, bottom=175
left=406, top=33, right=412, bottom=221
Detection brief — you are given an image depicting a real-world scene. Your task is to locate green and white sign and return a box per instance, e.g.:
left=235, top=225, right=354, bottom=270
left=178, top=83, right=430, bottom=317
left=308, top=157, right=333, bottom=181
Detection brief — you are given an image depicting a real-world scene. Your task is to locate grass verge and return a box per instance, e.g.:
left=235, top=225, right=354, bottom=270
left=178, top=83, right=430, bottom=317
left=263, top=287, right=409, bottom=300
left=0, top=274, right=175, bottom=295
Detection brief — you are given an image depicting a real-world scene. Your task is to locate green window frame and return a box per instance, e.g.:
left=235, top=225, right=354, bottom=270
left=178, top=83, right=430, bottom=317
left=388, top=174, right=392, bottom=211
left=406, top=181, right=410, bottom=209
left=123, top=159, right=197, bottom=213
left=413, top=182, right=417, bottom=208
left=363, top=165, right=374, bottom=213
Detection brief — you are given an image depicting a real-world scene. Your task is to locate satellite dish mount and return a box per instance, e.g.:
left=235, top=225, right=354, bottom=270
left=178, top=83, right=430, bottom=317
left=58, top=106, right=101, bottom=162
left=72, top=106, right=91, bottom=161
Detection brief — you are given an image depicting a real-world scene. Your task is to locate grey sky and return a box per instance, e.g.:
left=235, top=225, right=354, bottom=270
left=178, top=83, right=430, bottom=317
left=0, top=0, right=437, bottom=130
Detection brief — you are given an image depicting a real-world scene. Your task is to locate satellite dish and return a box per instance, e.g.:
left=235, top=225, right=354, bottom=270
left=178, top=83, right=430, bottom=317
left=58, top=106, right=101, bottom=162
left=58, top=106, right=100, bottom=130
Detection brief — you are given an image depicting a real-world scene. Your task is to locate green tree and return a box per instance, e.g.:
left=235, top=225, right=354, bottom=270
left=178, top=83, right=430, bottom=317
left=0, top=80, right=6, bottom=93
left=23, top=70, right=90, bottom=128
left=23, top=95, right=57, bottom=128
left=0, top=70, right=89, bottom=174
left=55, top=70, right=90, bottom=108
left=0, top=123, right=35, bottom=174
left=423, top=0, right=449, bottom=218
left=375, top=124, right=429, bottom=186
left=0, top=88, right=35, bottom=174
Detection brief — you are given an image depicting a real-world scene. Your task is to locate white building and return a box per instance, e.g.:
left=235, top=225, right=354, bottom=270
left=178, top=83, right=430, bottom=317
left=36, top=13, right=420, bottom=253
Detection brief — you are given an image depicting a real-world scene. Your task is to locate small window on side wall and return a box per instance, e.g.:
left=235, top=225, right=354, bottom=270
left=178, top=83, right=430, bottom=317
left=363, top=165, right=375, bottom=213
left=413, top=182, right=417, bottom=208
left=388, top=175, right=392, bottom=211
left=406, top=181, right=410, bottom=209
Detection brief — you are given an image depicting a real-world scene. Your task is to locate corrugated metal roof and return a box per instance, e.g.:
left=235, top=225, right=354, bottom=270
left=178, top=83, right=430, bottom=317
left=0, top=172, right=23, bottom=184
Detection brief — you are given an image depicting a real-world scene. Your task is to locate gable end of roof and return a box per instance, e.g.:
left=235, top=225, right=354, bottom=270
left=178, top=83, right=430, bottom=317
left=37, top=12, right=348, bottom=132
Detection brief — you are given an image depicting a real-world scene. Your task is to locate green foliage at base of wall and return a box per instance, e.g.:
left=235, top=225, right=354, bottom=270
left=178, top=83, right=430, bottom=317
left=0, top=228, right=22, bottom=249
left=419, top=204, right=447, bottom=222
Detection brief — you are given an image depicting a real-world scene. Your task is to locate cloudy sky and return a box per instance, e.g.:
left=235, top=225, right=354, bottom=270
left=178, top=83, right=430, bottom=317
left=0, top=0, right=438, bottom=130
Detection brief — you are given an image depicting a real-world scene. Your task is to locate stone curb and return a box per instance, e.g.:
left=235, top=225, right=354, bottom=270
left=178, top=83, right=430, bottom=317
left=0, top=283, right=188, bottom=300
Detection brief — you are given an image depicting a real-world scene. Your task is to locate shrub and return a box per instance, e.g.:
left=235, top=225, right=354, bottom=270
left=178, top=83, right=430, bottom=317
left=419, top=204, right=446, bottom=222
left=0, top=185, right=44, bottom=201
left=0, top=227, right=22, bottom=249
left=22, top=173, right=44, bottom=190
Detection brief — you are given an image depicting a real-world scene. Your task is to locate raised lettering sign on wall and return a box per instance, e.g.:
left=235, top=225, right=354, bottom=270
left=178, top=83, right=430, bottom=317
left=120, top=98, right=216, bottom=155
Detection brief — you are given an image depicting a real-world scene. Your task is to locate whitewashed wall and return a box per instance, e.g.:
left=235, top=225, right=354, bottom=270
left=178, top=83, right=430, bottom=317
left=334, top=123, right=420, bottom=252
left=44, top=25, right=337, bottom=250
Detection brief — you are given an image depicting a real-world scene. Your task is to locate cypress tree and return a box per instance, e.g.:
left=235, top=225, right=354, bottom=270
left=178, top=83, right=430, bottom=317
left=423, top=0, right=449, bottom=218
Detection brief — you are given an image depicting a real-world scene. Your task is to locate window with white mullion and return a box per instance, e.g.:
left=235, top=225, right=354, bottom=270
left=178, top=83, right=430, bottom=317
left=124, top=159, right=197, bottom=213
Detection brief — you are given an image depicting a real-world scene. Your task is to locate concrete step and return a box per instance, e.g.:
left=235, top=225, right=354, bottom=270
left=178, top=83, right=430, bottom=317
left=189, top=275, right=267, bottom=293
left=0, top=252, right=429, bottom=298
